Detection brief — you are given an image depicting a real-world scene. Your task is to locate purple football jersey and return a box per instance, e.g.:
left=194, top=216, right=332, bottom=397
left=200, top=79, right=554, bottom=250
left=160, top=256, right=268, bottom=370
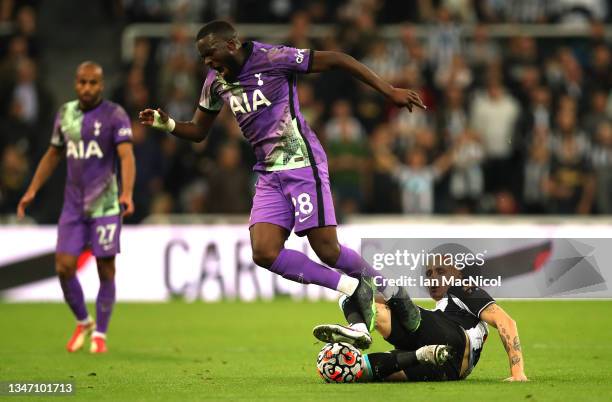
left=50, top=99, right=132, bottom=217
left=199, top=41, right=327, bottom=172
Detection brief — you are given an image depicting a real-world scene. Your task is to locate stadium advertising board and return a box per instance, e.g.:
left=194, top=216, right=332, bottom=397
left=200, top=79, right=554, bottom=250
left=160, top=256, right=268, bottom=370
left=1, top=223, right=611, bottom=301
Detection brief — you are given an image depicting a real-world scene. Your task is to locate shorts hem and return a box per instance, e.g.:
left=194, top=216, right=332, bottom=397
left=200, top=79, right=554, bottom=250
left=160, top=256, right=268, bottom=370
left=294, top=223, right=337, bottom=237
left=248, top=220, right=293, bottom=233
left=55, top=248, right=84, bottom=257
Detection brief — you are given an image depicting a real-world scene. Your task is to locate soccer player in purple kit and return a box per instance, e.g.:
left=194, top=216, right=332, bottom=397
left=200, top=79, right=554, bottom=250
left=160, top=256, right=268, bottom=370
left=139, top=21, right=425, bottom=348
left=17, top=61, right=135, bottom=354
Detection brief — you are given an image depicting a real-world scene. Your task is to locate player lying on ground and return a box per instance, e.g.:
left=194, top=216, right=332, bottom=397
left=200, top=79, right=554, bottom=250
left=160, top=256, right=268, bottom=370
left=17, top=62, right=135, bottom=353
left=139, top=20, right=426, bottom=338
left=314, top=257, right=528, bottom=382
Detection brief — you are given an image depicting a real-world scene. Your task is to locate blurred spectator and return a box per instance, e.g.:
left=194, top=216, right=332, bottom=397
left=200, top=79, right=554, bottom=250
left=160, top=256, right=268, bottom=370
left=464, top=25, right=500, bottom=72
left=434, top=54, right=472, bottom=91
left=113, top=67, right=152, bottom=117
left=470, top=78, right=520, bottom=191
left=475, top=0, right=506, bottom=22
left=122, top=37, right=158, bottom=98
left=337, top=5, right=378, bottom=60
left=591, top=121, right=612, bottom=213
left=393, top=63, right=433, bottom=145
left=545, top=128, right=596, bottom=214
left=587, top=44, right=611, bottom=92
left=555, top=0, right=609, bottom=26
left=505, top=0, right=552, bottom=23
left=0, top=57, right=53, bottom=161
left=493, top=190, right=519, bottom=214
left=234, top=0, right=296, bottom=23
left=285, top=11, right=318, bottom=50
left=505, top=36, right=540, bottom=90
left=522, top=136, right=550, bottom=214
left=297, top=82, right=324, bottom=131
left=165, top=85, right=194, bottom=121
left=129, top=120, right=164, bottom=223
left=327, top=113, right=369, bottom=214
left=14, top=6, right=39, bottom=59
left=367, top=124, right=401, bottom=213
left=179, top=179, right=208, bottom=214
left=440, top=0, right=476, bottom=22
left=387, top=24, right=421, bottom=68
left=427, top=6, right=462, bottom=71
left=551, top=107, right=590, bottom=160
left=200, top=0, right=237, bottom=22
left=412, top=127, right=440, bottom=160
left=353, top=81, right=387, bottom=132
left=448, top=128, right=485, bottom=209
left=512, top=65, right=541, bottom=110
left=0, top=0, right=10, bottom=21
left=438, top=86, right=468, bottom=142
left=304, top=0, right=331, bottom=23
left=205, top=141, right=252, bottom=214
left=391, top=146, right=453, bottom=214
left=0, top=35, right=29, bottom=85
left=156, top=24, right=198, bottom=100
left=9, top=58, right=47, bottom=125
left=0, top=144, right=29, bottom=214
left=166, top=0, right=206, bottom=22
left=556, top=48, right=586, bottom=109
left=122, top=0, right=168, bottom=22
left=583, top=90, right=611, bottom=137
left=515, top=86, right=553, bottom=149
left=0, top=0, right=39, bottom=23
left=361, top=39, right=401, bottom=85
left=149, top=192, right=175, bottom=216
left=476, top=0, right=571, bottom=23
left=324, top=99, right=366, bottom=142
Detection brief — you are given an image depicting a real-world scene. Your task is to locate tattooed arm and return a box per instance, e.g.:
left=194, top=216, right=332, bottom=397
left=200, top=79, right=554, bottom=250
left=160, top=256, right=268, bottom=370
left=480, top=303, right=528, bottom=382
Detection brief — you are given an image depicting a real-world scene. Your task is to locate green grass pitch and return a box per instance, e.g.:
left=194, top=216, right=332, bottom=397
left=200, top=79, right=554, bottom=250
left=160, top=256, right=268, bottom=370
left=1, top=300, right=611, bottom=401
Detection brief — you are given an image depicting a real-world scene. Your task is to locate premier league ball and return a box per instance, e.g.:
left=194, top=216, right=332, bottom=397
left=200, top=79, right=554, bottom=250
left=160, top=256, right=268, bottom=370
left=316, top=342, right=363, bottom=383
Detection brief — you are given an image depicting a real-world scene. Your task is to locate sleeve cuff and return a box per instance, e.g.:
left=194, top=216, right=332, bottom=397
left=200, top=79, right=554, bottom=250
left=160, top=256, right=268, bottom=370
left=306, top=49, right=314, bottom=73
left=198, top=105, right=221, bottom=114
left=115, top=137, right=133, bottom=145
left=477, top=300, right=496, bottom=318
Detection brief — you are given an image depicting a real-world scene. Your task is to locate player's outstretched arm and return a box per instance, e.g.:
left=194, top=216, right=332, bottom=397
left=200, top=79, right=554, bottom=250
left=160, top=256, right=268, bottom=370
left=309, top=51, right=426, bottom=112
left=116, top=142, right=136, bottom=217
left=139, top=107, right=217, bottom=143
left=17, top=146, right=64, bottom=219
left=480, top=303, right=528, bottom=382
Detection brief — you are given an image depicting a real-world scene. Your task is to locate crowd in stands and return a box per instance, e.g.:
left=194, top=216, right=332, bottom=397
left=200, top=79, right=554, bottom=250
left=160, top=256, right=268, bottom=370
left=1, top=0, right=611, bottom=222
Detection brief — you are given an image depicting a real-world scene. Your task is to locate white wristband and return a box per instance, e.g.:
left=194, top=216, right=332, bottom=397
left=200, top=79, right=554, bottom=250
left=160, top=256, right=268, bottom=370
left=152, top=110, right=176, bottom=132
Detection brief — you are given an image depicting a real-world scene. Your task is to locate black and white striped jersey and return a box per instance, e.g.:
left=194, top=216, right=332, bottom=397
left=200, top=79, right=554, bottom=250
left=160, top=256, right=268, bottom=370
left=433, top=286, right=496, bottom=376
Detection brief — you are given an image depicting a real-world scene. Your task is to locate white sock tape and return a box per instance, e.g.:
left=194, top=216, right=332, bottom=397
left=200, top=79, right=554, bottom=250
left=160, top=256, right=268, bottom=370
left=152, top=110, right=176, bottom=132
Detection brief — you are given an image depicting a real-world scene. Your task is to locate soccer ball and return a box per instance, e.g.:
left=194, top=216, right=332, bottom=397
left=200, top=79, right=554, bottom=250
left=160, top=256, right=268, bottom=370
left=316, top=342, right=363, bottom=383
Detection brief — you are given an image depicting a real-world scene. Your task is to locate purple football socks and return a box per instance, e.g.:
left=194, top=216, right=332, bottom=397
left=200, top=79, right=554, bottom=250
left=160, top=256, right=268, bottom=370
left=95, top=279, right=116, bottom=333
left=270, top=248, right=341, bottom=290
left=59, top=276, right=88, bottom=321
left=334, top=245, right=381, bottom=279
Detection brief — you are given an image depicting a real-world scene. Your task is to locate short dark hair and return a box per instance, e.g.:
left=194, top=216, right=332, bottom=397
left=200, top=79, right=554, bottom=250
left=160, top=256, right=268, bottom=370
left=196, top=20, right=237, bottom=42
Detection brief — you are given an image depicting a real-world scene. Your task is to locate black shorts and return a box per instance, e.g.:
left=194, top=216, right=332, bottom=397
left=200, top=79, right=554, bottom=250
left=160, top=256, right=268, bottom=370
left=385, top=308, right=467, bottom=381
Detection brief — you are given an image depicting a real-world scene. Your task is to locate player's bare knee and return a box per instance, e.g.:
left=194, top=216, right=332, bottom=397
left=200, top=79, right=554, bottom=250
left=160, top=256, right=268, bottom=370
left=96, top=257, right=116, bottom=280
left=312, top=240, right=340, bottom=266
left=384, top=371, right=409, bottom=382
left=55, top=255, right=77, bottom=278
left=374, top=303, right=392, bottom=338
left=307, top=227, right=340, bottom=266
left=55, top=264, right=76, bottom=278
left=252, top=246, right=280, bottom=268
